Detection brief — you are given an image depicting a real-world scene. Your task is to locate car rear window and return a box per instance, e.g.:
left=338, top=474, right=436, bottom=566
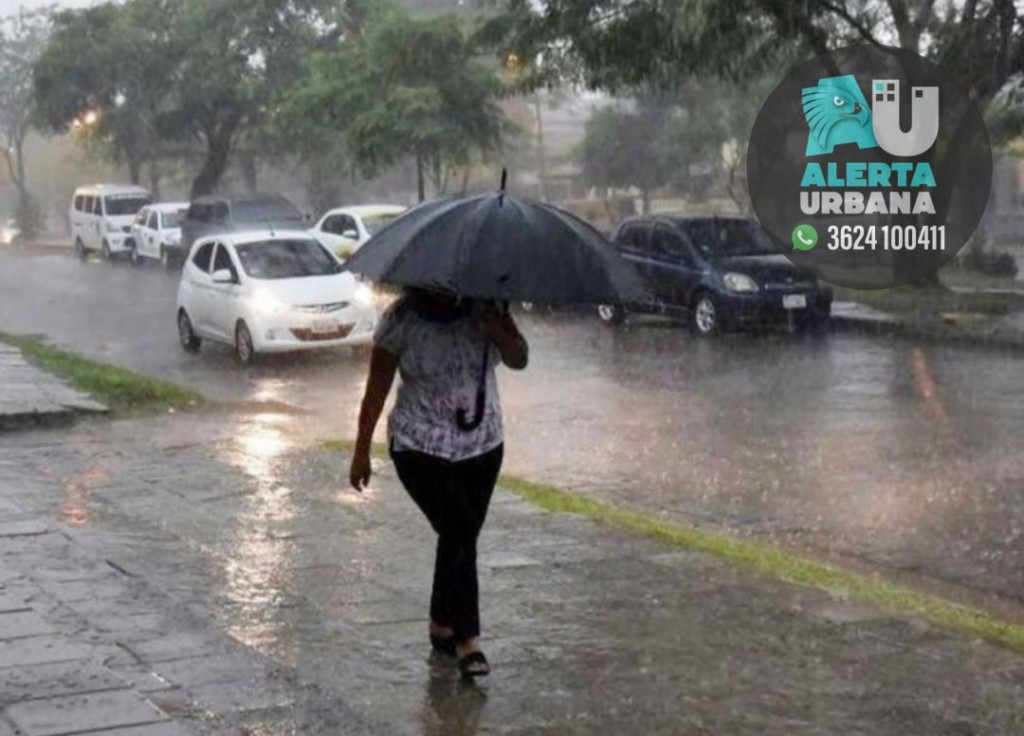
left=104, top=196, right=151, bottom=216
left=233, top=199, right=303, bottom=225
left=234, top=239, right=339, bottom=279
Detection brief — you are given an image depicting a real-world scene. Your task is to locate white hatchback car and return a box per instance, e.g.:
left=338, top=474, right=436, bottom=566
left=129, top=202, right=188, bottom=268
left=176, top=231, right=377, bottom=364
left=310, top=204, right=406, bottom=258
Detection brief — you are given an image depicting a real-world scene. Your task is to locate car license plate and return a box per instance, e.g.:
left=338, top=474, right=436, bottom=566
left=783, top=294, right=807, bottom=309
left=312, top=319, right=336, bottom=334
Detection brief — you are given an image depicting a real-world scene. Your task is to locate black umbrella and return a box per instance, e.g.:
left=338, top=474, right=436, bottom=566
left=345, top=173, right=647, bottom=431
left=342, top=174, right=648, bottom=305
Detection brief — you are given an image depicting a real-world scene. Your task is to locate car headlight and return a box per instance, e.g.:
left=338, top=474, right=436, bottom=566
left=353, top=284, right=375, bottom=307
left=251, top=289, right=286, bottom=315
left=722, top=272, right=759, bottom=293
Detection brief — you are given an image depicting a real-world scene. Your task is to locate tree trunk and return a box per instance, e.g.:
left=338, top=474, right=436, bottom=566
left=148, top=161, right=162, bottom=201
left=533, top=96, right=549, bottom=202
left=415, top=153, right=425, bottom=203
left=240, top=151, right=259, bottom=193
left=191, top=125, right=235, bottom=199
left=127, top=157, right=141, bottom=186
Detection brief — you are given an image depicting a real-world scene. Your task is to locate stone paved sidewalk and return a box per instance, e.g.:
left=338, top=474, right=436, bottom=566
left=0, top=345, right=106, bottom=430
left=2, top=411, right=1023, bottom=734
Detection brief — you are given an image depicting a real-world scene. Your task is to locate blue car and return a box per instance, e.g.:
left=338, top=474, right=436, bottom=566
left=598, top=215, right=832, bottom=334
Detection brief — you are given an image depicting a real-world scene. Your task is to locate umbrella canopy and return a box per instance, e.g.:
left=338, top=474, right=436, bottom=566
left=342, top=192, right=648, bottom=305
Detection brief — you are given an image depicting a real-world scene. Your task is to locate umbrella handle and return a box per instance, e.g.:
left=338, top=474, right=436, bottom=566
left=456, top=342, right=490, bottom=432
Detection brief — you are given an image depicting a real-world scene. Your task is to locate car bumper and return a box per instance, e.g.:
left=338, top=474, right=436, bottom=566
left=105, top=234, right=133, bottom=252
left=251, top=305, right=377, bottom=353
left=717, top=289, right=832, bottom=326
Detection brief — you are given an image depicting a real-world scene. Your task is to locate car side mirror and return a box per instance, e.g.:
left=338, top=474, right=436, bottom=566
left=211, top=268, right=235, bottom=284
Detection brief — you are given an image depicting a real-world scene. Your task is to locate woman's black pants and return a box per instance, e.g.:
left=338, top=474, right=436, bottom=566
left=390, top=443, right=503, bottom=642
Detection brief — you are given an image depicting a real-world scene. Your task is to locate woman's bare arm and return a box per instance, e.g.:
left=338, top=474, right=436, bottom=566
left=350, top=347, right=398, bottom=490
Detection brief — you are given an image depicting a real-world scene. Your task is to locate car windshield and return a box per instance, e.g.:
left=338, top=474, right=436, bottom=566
left=363, top=213, right=401, bottom=235
left=682, top=219, right=778, bottom=258
left=233, top=199, right=303, bottom=224
left=234, top=239, right=338, bottom=279
left=162, top=211, right=183, bottom=228
left=104, top=196, right=151, bottom=216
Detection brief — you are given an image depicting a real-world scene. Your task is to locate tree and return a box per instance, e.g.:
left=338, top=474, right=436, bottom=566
left=578, top=99, right=671, bottom=214
left=290, top=10, right=508, bottom=202
left=34, top=0, right=336, bottom=198
left=482, top=0, right=1022, bottom=96
left=33, top=2, right=171, bottom=186
left=0, top=7, right=52, bottom=235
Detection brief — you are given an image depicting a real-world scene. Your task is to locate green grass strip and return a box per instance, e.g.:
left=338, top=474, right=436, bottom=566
left=0, top=331, right=204, bottom=416
left=322, top=436, right=1024, bottom=654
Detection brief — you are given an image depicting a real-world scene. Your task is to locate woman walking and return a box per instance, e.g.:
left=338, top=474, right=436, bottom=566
left=349, top=288, right=528, bottom=678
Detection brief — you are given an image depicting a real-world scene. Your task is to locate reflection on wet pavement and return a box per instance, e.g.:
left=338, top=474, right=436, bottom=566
left=218, top=412, right=299, bottom=659
left=2, top=250, right=1024, bottom=602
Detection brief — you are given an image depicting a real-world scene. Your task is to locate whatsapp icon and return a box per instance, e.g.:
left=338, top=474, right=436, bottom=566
left=792, top=224, right=818, bottom=251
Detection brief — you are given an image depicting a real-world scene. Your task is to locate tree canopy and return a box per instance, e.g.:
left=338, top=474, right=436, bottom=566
left=282, top=9, right=508, bottom=202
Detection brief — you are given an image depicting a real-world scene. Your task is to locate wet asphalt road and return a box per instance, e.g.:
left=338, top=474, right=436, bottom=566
left=2, top=247, right=1024, bottom=605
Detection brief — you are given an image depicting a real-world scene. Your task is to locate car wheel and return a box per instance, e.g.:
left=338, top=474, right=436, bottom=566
left=101, top=240, right=112, bottom=261
left=597, top=303, right=626, bottom=325
left=691, top=293, right=721, bottom=335
left=177, top=310, right=201, bottom=353
left=235, top=321, right=256, bottom=366
left=74, top=238, right=87, bottom=261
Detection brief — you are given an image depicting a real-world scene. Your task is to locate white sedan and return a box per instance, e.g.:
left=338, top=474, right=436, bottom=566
left=310, top=204, right=406, bottom=258
left=130, top=202, right=188, bottom=268
left=176, top=231, right=377, bottom=365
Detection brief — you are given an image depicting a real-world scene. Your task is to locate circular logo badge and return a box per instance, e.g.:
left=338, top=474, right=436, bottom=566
left=747, top=45, right=992, bottom=289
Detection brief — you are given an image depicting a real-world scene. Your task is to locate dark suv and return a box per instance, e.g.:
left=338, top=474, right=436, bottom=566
left=179, top=194, right=306, bottom=263
left=600, top=215, right=832, bottom=334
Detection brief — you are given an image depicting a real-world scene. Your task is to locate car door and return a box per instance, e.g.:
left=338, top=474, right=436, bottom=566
left=313, top=214, right=344, bottom=252
left=70, top=194, right=87, bottom=245
left=83, top=195, right=100, bottom=250
left=614, top=222, right=662, bottom=309
left=321, top=214, right=360, bottom=256
left=649, top=224, right=701, bottom=310
left=207, top=242, right=241, bottom=340
left=183, top=241, right=216, bottom=336
left=142, top=210, right=160, bottom=257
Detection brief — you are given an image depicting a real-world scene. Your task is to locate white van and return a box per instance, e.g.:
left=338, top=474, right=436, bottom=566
left=70, top=184, right=152, bottom=260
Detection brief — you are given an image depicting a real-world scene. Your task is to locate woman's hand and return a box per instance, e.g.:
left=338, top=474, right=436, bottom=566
left=474, top=301, right=528, bottom=370
left=349, top=449, right=372, bottom=492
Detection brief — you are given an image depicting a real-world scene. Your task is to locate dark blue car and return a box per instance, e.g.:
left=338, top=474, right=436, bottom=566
left=598, top=215, right=832, bottom=335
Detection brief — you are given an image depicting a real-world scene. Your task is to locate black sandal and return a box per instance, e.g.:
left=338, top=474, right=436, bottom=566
left=458, top=650, right=490, bottom=678
left=430, top=634, right=456, bottom=657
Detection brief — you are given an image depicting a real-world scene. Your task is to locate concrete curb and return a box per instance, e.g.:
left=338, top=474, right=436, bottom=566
left=829, top=306, right=1024, bottom=353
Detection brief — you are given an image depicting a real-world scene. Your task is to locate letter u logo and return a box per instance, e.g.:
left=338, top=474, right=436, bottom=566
left=871, top=79, right=939, bottom=157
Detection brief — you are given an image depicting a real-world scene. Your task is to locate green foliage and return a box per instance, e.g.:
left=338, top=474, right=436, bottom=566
left=33, top=0, right=336, bottom=196
left=0, top=331, right=204, bottom=415
left=578, top=102, right=670, bottom=210
left=286, top=9, right=508, bottom=200
left=482, top=0, right=1021, bottom=98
